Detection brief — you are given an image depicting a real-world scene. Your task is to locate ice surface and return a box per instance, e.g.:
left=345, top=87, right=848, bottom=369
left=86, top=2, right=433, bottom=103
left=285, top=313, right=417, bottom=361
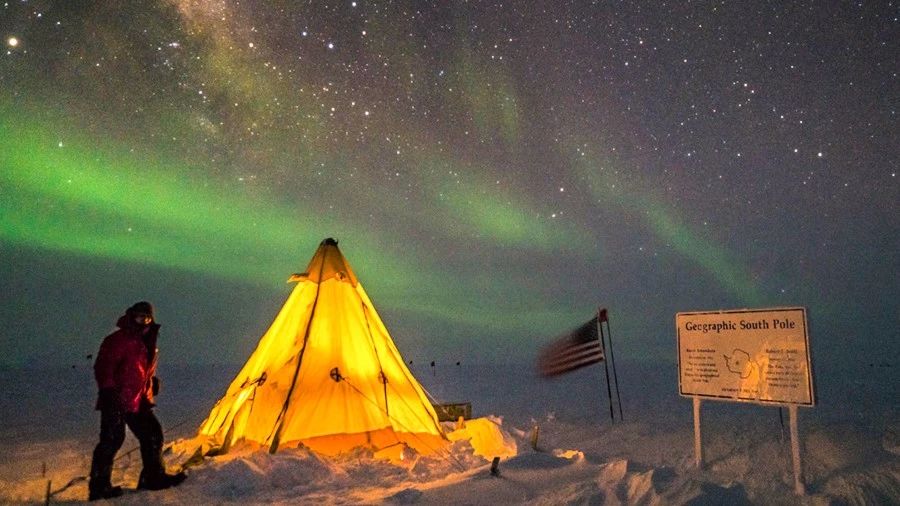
left=0, top=359, right=896, bottom=504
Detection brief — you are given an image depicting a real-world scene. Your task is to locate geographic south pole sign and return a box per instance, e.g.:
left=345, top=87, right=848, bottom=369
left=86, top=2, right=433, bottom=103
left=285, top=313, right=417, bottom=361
left=676, top=307, right=814, bottom=406
left=676, top=306, right=815, bottom=495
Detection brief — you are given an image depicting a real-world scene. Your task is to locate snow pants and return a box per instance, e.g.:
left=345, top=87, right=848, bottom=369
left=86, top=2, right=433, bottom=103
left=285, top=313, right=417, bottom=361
left=89, top=407, right=166, bottom=492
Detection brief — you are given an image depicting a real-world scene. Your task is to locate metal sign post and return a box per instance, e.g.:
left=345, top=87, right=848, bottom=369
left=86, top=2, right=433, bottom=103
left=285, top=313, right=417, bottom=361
left=789, top=405, right=805, bottom=495
left=693, top=396, right=703, bottom=468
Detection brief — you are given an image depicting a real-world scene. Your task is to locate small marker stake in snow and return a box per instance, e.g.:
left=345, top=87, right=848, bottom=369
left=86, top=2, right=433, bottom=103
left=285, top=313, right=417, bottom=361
left=490, top=457, right=500, bottom=477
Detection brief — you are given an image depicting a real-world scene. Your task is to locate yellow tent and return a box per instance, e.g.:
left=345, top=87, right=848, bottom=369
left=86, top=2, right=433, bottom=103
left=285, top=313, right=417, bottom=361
left=197, top=238, right=446, bottom=460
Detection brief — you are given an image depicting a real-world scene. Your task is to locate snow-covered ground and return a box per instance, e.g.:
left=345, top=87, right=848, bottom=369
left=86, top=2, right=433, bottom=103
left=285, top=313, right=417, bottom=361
left=1, top=359, right=896, bottom=504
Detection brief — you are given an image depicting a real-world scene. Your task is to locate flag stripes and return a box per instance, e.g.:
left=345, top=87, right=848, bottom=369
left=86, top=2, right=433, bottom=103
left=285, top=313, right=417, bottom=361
left=537, top=316, right=604, bottom=377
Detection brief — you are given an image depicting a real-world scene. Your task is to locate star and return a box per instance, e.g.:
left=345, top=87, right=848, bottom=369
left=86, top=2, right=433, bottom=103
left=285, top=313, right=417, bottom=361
left=0, top=0, right=894, bottom=372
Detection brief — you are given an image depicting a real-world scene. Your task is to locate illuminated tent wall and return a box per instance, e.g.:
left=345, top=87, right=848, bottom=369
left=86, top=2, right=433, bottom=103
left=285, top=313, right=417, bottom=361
left=198, top=238, right=446, bottom=459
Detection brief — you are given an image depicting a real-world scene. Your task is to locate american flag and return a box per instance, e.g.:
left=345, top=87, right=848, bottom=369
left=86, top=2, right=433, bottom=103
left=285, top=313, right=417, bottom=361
left=537, top=315, right=605, bottom=377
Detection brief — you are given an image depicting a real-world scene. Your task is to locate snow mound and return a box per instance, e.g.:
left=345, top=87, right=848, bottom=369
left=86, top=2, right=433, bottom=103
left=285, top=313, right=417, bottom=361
left=582, top=459, right=749, bottom=505
left=446, top=416, right=518, bottom=459
left=819, top=463, right=900, bottom=505
left=503, top=451, right=580, bottom=470
left=385, top=487, right=424, bottom=503
left=157, top=431, right=506, bottom=504
left=884, top=423, right=900, bottom=456
left=192, top=449, right=337, bottom=500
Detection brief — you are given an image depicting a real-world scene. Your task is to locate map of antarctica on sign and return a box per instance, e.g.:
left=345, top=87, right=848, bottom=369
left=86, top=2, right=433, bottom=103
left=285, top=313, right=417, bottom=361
left=676, top=307, right=815, bottom=406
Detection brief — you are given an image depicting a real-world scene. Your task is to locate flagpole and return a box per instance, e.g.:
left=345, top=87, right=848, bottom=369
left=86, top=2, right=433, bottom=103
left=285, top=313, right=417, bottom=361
left=598, top=307, right=615, bottom=423
left=603, top=313, right=624, bottom=422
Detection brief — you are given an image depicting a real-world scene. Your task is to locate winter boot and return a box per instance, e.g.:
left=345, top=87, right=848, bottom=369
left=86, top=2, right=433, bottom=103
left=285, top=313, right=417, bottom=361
left=88, top=484, right=123, bottom=501
left=137, top=470, right=187, bottom=491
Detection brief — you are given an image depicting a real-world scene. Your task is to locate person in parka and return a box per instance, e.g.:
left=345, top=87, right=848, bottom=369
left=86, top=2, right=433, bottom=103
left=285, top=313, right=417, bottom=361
left=88, top=301, right=186, bottom=501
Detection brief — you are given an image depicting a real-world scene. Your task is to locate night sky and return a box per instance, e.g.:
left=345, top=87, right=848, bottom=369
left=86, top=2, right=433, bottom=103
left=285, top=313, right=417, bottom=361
left=1, top=1, right=896, bottom=368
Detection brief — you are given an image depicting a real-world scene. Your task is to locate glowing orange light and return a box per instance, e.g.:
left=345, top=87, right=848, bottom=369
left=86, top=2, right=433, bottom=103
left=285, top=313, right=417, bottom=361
left=196, top=239, right=447, bottom=462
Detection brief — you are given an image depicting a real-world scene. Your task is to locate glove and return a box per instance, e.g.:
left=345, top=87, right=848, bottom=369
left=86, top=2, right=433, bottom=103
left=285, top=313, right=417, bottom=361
left=96, top=388, right=121, bottom=413
left=146, top=323, right=161, bottom=340
left=151, top=376, right=160, bottom=396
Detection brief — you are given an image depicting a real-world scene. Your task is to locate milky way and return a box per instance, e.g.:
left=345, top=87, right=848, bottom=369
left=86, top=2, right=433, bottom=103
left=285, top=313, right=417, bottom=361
left=1, top=1, right=896, bottom=367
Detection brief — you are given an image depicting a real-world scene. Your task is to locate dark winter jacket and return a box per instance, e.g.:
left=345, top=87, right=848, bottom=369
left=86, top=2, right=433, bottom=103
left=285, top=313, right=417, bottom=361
left=93, top=314, right=159, bottom=413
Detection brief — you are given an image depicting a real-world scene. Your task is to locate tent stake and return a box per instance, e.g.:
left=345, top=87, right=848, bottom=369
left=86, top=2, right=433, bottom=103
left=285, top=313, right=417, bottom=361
left=530, top=425, right=540, bottom=450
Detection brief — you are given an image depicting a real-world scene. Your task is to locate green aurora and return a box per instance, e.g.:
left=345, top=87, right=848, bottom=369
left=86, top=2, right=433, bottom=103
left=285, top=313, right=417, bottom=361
left=2, top=97, right=766, bottom=358
left=3, top=1, right=892, bottom=368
